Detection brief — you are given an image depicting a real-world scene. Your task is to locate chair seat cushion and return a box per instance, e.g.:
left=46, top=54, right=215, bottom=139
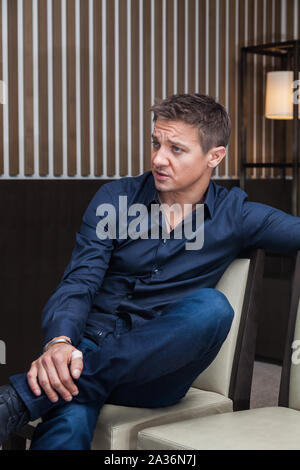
left=91, top=387, right=232, bottom=450
left=137, top=406, right=300, bottom=450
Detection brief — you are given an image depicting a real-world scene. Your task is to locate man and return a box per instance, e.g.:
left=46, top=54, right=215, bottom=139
left=0, top=93, right=299, bottom=449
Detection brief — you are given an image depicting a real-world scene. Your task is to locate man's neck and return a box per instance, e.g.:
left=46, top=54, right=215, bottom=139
left=158, top=181, right=210, bottom=210
left=157, top=179, right=210, bottom=232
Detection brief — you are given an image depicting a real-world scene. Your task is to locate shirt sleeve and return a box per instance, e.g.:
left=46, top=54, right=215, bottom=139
left=41, top=184, right=115, bottom=347
left=241, top=195, right=300, bottom=254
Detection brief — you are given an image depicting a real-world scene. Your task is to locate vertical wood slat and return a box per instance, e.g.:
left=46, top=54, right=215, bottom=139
left=23, top=2, right=31, bottom=173
left=80, top=0, right=89, bottom=176
left=154, top=0, right=162, bottom=100
left=285, top=0, right=295, bottom=179
left=273, top=0, right=284, bottom=177
left=177, top=0, right=185, bottom=94
left=66, top=0, right=76, bottom=176
left=143, top=0, right=152, bottom=172
left=208, top=0, right=216, bottom=99
left=286, top=0, right=294, bottom=40
left=299, top=0, right=300, bottom=40
left=106, top=0, right=115, bottom=176
left=38, top=0, right=48, bottom=176
left=166, top=0, right=174, bottom=97
left=237, top=0, right=245, bottom=178
left=119, top=0, right=128, bottom=176
left=187, top=0, right=195, bottom=93
left=228, top=0, right=237, bottom=178
left=274, top=0, right=282, bottom=41
left=255, top=0, right=264, bottom=178
left=94, top=0, right=102, bottom=176
left=218, top=0, right=226, bottom=176
left=246, top=0, right=255, bottom=177
left=52, top=0, right=63, bottom=176
left=198, top=0, right=206, bottom=94
left=0, top=0, right=3, bottom=175
left=7, top=0, right=19, bottom=175
left=131, top=0, right=139, bottom=176
left=23, top=0, right=34, bottom=175
left=264, top=0, right=273, bottom=178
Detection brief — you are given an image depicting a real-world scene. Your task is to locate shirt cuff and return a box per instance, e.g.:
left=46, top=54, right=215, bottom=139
left=43, top=317, right=83, bottom=348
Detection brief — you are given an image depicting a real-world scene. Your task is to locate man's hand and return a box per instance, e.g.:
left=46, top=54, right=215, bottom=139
left=27, top=340, right=84, bottom=403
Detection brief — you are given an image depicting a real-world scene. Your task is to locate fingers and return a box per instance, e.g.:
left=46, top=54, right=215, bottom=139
left=27, top=361, right=41, bottom=397
left=53, top=350, right=79, bottom=397
left=27, top=345, right=82, bottom=403
left=42, top=353, right=77, bottom=402
left=27, top=359, right=59, bottom=402
left=70, top=350, right=84, bottom=380
left=36, top=362, right=59, bottom=403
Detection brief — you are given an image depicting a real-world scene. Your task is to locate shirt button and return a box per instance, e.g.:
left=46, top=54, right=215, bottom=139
left=127, top=294, right=133, bottom=299
left=163, top=239, right=167, bottom=244
left=153, top=268, right=159, bottom=274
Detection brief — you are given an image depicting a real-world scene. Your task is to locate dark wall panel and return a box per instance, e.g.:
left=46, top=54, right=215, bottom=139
left=0, top=180, right=107, bottom=381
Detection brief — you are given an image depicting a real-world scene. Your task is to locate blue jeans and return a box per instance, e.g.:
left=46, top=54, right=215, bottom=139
left=10, top=288, right=234, bottom=450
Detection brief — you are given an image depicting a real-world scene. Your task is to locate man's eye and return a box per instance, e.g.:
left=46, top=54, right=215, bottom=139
left=172, top=145, right=182, bottom=153
left=152, top=141, right=160, bottom=149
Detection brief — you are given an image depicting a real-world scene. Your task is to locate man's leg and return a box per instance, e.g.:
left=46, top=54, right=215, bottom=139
left=106, top=338, right=223, bottom=408
left=8, top=288, right=233, bottom=449
left=75, top=288, right=234, bottom=405
left=106, top=288, right=233, bottom=408
left=29, top=337, right=101, bottom=450
left=29, top=401, right=102, bottom=450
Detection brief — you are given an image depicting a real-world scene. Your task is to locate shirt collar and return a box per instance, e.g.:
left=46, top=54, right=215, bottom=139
left=143, top=172, right=215, bottom=219
left=203, top=180, right=215, bottom=219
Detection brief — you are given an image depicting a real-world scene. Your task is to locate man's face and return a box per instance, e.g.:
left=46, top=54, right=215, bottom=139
left=151, top=119, right=212, bottom=194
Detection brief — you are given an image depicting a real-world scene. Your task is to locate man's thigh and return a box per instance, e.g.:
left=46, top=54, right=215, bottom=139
left=105, top=288, right=233, bottom=408
left=105, top=340, right=222, bottom=408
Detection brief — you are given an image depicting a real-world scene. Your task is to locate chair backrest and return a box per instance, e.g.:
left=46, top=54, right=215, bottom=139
left=192, top=249, right=265, bottom=411
left=279, top=251, right=300, bottom=410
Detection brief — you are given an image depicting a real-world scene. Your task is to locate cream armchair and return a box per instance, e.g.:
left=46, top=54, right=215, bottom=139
left=137, top=251, right=300, bottom=451
left=91, top=250, right=264, bottom=450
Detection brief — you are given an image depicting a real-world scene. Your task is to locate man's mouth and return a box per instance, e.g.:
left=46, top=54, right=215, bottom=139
left=154, top=170, right=170, bottom=180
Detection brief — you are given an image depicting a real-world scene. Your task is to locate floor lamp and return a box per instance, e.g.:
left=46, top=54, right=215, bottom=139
left=239, top=40, right=300, bottom=216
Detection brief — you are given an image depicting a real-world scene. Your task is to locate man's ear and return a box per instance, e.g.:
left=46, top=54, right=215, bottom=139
left=207, top=146, right=227, bottom=169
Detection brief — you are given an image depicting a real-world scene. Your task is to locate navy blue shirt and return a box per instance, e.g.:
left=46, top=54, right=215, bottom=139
left=42, top=171, right=300, bottom=346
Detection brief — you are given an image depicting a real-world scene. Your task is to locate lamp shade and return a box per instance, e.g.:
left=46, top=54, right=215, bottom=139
left=265, top=71, right=299, bottom=119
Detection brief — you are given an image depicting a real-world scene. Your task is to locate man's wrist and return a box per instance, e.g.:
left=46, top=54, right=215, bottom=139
left=52, top=335, right=72, bottom=343
left=43, top=336, right=73, bottom=352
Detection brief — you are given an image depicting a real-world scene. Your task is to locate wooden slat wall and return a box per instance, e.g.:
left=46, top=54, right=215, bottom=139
left=0, top=0, right=298, bottom=179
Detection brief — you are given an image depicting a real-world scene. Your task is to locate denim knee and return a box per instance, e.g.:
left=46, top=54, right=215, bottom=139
left=209, top=289, right=234, bottom=338
left=203, top=288, right=234, bottom=326
left=176, top=288, right=234, bottom=345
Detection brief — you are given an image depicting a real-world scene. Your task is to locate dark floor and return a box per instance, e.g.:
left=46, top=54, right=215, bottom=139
left=250, top=360, right=282, bottom=408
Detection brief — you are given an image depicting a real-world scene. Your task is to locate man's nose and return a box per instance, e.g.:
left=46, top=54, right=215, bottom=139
left=152, top=146, right=169, bottom=167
